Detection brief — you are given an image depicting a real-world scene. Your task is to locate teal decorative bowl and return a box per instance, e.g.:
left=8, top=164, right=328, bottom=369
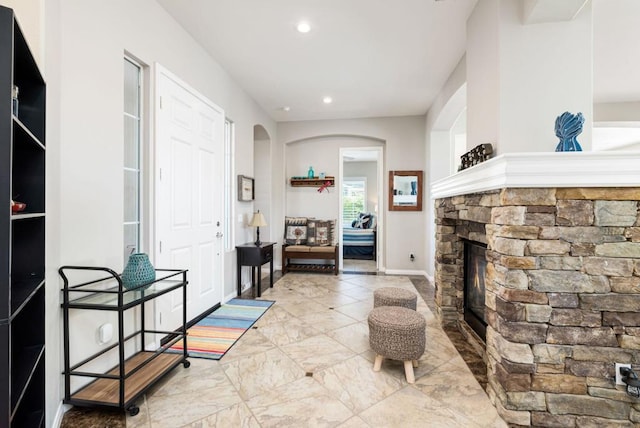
left=121, top=253, right=155, bottom=290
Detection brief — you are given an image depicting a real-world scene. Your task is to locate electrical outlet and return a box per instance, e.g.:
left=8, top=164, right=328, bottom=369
left=616, top=363, right=631, bottom=385
left=410, top=253, right=415, bottom=262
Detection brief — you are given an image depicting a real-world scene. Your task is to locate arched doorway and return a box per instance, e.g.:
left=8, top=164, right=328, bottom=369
left=283, top=135, right=385, bottom=273
left=253, top=124, right=272, bottom=242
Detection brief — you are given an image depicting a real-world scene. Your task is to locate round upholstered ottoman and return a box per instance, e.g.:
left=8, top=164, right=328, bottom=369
left=373, top=287, right=417, bottom=310
left=368, top=306, right=426, bottom=383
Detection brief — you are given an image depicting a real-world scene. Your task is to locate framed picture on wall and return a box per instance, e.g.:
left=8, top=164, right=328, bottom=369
left=238, top=175, right=255, bottom=201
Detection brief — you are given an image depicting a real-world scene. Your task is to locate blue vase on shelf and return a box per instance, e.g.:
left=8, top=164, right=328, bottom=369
left=121, top=253, right=155, bottom=290
left=554, top=111, right=584, bottom=152
left=308, top=166, right=315, bottom=178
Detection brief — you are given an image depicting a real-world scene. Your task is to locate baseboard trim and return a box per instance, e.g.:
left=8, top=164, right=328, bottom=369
left=53, top=402, right=71, bottom=428
left=385, top=269, right=428, bottom=277
left=224, top=291, right=238, bottom=302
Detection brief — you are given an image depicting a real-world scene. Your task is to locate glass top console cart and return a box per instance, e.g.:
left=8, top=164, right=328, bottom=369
left=59, top=266, right=189, bottom=416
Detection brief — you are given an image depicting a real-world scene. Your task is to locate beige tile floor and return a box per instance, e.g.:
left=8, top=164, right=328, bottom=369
left=126, top=273, right=506, bottom=428
left=342, top=259, right=377, bottom=273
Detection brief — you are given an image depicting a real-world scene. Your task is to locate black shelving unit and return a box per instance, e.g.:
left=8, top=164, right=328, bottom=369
left=59, top=267, right=190, bottom=416
left=0, top=6, right=46, bottom=427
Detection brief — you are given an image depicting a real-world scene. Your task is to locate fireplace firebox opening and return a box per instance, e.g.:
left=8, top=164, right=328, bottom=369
left=463, top=240, right=487, bottom=341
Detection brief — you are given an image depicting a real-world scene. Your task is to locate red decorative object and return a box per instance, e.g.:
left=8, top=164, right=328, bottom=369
left=11, top=201, right=26, bottom=213
left=317, top=181, right=331, bottom=193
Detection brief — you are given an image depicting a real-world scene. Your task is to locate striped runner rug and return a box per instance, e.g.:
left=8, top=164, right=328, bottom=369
left=170, top=298, right=274, bottom=360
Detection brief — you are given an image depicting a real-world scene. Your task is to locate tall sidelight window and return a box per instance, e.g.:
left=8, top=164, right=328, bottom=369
left=123, top=57, right=142, bottom=263
left=224, top=118, right=235, bottom=251
left=343, top=178, right=367, bottom=225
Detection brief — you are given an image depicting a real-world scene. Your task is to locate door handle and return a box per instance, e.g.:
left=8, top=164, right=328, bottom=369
left=216, top=232, right=224, bottom=238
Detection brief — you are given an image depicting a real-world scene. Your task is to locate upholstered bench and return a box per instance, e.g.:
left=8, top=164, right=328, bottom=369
left=373, top=287, right=417, bottom=310
left=282, top=244, right=339, bottom=275
left=282, top=216, right=338, bottom=275
left=368, top=306, right=426, bottom=383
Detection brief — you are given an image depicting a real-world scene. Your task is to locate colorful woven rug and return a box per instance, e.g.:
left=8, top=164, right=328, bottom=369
left=170, top=298, right=274, bottom=360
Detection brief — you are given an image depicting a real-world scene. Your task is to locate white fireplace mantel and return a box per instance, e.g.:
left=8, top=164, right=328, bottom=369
left=431, top=151, right=640, bottom=199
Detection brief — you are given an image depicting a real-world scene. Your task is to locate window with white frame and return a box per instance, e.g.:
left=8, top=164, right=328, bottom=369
left=343, top=178, right=367, bottom=225
left=123, top=57, right=142, bottom=263
left=224, top=118, right=235, bottom=251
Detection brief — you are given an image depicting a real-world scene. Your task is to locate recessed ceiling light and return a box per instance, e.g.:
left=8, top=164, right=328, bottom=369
left=322, top=96, right=333, bottom=104
left=296, top=21, right=311, bottom=33
left=282, top=106, right=291, bottom=112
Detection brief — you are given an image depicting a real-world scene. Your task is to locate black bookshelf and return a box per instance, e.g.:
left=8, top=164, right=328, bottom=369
left=0, top=6, right=46, bottom=427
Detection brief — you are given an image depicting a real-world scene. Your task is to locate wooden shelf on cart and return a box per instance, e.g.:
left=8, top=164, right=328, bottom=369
left=69, top=352, right=183, bottom=406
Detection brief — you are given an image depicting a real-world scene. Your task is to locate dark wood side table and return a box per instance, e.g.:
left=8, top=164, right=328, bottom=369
left=236, top=242, right=275, bottom=298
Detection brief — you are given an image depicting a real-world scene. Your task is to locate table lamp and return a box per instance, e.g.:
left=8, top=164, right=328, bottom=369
left=249, top=210, right=267, bottom=246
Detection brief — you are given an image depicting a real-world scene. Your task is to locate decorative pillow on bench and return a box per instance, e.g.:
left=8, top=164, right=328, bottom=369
left=285, top=217, right=336, bottom=247
left=284, top=216, right=308, bottom=245
left=307, top=219, right=332, bottom=246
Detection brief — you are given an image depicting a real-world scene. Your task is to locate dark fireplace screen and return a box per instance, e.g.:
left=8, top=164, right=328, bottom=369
left=464, top=241, right=487, bottom=340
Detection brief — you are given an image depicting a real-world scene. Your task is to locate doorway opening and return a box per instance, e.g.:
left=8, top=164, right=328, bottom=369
left=340, top=147, right=383, bottom=273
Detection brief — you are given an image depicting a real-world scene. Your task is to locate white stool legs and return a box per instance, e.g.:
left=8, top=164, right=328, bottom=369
left=373, top=354, right=384, bottom=372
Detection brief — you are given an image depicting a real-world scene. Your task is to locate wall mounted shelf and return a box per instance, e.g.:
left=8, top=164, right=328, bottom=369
left=290, top=176, right=335, bottom=187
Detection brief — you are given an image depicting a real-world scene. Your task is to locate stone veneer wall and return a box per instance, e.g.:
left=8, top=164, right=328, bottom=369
left=435, top=187, right=640, bottom=427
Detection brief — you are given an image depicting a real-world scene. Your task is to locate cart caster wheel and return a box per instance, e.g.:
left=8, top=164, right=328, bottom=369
left=183, top=360, right=191, bottom=368
left=128, top=406, right=140, bottom=416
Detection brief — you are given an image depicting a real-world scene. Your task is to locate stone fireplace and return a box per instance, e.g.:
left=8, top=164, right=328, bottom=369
left=432, top=152, right=640, bottom=427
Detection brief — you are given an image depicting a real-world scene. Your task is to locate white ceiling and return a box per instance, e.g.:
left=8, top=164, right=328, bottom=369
left=155, top=0, right=477, bottom=122
left=155, top=0, right=639, bottom=123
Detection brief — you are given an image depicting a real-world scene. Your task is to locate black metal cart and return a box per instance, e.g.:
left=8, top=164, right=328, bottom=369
left=59, top=266, right=189, bottom=416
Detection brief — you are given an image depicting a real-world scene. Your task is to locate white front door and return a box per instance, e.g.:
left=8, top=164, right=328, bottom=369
left=155, top=66, right=224, bottom=332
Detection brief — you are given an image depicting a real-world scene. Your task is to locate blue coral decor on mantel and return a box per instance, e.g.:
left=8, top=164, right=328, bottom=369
left=555, top=111, right=584, bottom=152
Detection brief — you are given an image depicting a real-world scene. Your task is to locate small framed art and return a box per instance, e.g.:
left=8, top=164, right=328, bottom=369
left=238, top=175, right=255, bottom=201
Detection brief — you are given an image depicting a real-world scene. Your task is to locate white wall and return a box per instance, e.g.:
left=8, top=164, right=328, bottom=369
left=498, top=0, right=593, bottom=153
left=0, top=0, right=43, bottom=64
left=450, top=110, right=467, bottom=172
left=0, top=0, right=63, bottom=424
left=467, top=0, right=593, bottom=154
left=466, top=0, right=500, bottom=152
left=43, top=0, right=63, bottom=425
left=594, top=102, right=640, bottom=122
left=253, top=138, right=272, bottom=242
left=344, top=161, right=378, bottom=214
left=56, top=0, right=274, bottom=270
left=425, top=55, right=467, bottom=281
left=34, top=0, right=277, bottom=424
left=277, top=116, right=426, bottom=273
left=285, top=137, right=381, bottom=220
left=592, top=126, right=640, bottom=151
